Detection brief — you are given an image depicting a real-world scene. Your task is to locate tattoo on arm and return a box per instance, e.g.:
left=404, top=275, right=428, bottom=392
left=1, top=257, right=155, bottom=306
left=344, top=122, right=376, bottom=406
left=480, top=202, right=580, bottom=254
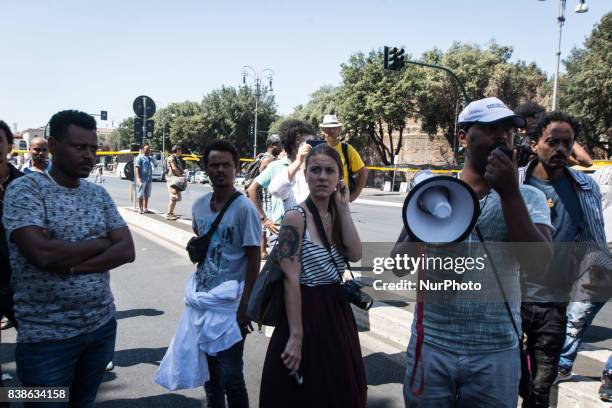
left=274, top=225, right=300, bottom=262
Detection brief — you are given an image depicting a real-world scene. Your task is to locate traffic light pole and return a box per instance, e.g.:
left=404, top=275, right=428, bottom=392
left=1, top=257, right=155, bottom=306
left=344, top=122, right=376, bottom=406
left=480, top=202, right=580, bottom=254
left=404, top=60, right=470, bottom=104
left=142, top=97, right=147, bottom=148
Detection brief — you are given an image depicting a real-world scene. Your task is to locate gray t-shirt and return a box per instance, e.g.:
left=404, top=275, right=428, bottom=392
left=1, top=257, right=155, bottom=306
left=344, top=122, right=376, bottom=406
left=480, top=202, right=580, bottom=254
left=2, top=172, right=127, bottom=343
left=419, top=185, right=552, bottom=353
left=523, top=174, right=584, bottom=301
left=192, top=193, right=261, bottom=291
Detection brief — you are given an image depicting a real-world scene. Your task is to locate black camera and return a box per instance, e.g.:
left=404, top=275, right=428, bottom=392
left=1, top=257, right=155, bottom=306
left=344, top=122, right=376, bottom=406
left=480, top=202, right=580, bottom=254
left=339, top=280, right=373, bottom=310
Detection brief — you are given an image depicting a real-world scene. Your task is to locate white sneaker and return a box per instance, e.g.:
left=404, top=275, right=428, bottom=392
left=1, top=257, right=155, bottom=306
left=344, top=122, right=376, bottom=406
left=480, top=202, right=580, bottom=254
left=105, top=361, right=114, bottom=371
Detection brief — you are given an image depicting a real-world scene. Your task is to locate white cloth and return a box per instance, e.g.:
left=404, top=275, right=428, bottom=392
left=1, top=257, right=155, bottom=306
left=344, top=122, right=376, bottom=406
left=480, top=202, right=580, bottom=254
left=155, top=275, right=244, bottom=391
left=268, top=165, right=310, bottom=211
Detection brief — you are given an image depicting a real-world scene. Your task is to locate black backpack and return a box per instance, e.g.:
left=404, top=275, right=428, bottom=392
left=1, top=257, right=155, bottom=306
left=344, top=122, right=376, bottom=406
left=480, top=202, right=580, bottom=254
left=243, top=155, right=265, bottom=189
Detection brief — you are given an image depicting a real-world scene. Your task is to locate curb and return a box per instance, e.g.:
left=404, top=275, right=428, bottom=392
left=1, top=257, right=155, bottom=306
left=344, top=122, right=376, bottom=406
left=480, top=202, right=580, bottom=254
left=119, top=207, right=610, bottom=407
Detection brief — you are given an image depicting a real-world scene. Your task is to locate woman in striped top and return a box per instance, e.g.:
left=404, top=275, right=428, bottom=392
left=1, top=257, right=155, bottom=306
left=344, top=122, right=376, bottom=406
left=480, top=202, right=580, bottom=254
left=259, top=144, right=366, bottom=407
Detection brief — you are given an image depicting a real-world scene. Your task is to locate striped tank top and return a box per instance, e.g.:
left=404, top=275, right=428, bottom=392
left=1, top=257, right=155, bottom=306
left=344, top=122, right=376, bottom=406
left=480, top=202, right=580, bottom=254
left=292, top=206, right=346, bottom=287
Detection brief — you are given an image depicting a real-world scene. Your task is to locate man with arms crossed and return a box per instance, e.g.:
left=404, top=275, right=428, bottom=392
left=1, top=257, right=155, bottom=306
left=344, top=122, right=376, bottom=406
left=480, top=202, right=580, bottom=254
left=3, top=110, right=135, bottom=407
left=395, top=97, right=553, bottom=407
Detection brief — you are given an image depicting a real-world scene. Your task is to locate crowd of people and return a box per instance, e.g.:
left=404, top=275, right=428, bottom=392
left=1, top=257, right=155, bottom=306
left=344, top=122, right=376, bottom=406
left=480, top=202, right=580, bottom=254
left=0, top=98, right=610, bottom=408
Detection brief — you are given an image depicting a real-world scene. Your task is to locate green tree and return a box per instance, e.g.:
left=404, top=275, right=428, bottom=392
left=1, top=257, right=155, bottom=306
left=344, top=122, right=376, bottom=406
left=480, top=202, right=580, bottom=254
left=416, top=42, right=548, bottom=149
left=151, top=102, right=201, bottom=152
left=291, top=85, right=340, bottom=130
left=336, top=49, right=421, bottom=165
left=107, top=117, right=135, bottom=150
left=199, top=85, right=277, bottom=158
left=560, top=12, right=612, bottom=155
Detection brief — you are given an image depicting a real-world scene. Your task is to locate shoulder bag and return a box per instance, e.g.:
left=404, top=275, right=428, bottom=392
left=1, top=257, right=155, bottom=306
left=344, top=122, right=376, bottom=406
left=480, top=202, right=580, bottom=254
left=186, top=192, right=241, bottom=264
left=247, top=207, right=306, bottom=327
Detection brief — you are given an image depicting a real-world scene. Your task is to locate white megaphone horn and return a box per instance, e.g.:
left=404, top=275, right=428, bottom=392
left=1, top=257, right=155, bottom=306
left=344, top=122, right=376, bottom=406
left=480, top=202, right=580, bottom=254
left=402, top=170, right=480, bottom=245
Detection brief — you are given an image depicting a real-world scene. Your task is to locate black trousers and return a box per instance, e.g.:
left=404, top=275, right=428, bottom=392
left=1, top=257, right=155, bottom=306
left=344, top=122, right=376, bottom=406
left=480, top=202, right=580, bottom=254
left=521, top=302, right=568, bottom=408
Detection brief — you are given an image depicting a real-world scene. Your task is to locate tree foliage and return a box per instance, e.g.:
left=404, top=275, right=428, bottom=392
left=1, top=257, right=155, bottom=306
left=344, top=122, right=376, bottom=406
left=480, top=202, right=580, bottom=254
left=560, top=12, right=612, bottom=154
left=107, top=117, right=135, bottom=150
left=416, top=42, right=548, bottom=148
left=335, top=50, right=422, bottom=165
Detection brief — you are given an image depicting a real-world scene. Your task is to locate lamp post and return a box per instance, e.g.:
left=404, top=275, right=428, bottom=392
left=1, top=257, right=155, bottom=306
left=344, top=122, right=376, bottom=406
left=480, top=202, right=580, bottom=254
left=539, top=0, right=588, bottom=110
left=240, top=66, right=274, bottom=158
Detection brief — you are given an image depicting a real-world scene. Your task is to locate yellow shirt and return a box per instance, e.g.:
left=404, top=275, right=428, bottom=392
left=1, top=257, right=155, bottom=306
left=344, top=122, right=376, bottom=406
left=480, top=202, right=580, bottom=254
left=330, top=142, right=365, bottom=185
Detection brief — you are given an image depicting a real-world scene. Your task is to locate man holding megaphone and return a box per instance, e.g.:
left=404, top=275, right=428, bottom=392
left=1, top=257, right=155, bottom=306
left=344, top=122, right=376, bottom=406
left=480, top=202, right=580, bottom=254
left=396, top=97, right=554, bottom=407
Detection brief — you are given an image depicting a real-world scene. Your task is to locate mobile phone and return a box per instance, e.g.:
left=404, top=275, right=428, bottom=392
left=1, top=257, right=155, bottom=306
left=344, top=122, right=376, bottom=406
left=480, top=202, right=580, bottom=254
left=494, top=143, right=513, bottom=160
left=306, top=139, right=325, bottom=148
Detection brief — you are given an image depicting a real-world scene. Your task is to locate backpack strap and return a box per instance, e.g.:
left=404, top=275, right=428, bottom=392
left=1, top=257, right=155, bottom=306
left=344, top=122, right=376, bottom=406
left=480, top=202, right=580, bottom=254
left=341, top=143, right=352, bottom=178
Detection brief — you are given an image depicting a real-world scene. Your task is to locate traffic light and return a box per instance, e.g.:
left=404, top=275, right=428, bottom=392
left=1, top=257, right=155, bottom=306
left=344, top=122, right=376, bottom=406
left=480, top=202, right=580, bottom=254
left=133, top=119, right=143, bottom=144
left=100, top=110, right=108, bottom=121
left=384, top=46, right=405, bottom=71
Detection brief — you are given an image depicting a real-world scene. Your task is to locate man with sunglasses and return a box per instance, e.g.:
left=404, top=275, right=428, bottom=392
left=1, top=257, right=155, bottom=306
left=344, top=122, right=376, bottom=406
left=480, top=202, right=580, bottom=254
left=21, top=137, right=51, bottom=174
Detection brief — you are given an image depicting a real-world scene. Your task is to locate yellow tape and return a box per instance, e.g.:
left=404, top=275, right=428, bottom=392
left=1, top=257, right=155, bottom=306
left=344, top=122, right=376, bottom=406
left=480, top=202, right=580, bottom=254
left=10, top=149, right=610, bottom=173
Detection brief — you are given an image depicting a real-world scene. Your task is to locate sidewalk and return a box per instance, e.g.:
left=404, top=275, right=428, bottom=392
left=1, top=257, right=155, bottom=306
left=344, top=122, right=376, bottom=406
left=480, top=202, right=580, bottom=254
left=119, top=207, right=611, bottom=407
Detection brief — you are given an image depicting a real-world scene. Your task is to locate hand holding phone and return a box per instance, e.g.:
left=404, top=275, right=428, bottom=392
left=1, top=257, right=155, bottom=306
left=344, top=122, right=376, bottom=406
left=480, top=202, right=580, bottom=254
left=306, top=139, right=325, bottom=148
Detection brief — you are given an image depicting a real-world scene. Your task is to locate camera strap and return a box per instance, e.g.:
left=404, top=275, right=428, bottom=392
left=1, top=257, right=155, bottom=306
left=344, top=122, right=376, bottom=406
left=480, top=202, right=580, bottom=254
left=305, top=197, right=346, bottom=282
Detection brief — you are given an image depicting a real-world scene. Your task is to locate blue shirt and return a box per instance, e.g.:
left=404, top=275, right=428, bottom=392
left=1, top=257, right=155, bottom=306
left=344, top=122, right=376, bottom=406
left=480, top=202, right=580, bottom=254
left=135, top=154, right=154, bottom=182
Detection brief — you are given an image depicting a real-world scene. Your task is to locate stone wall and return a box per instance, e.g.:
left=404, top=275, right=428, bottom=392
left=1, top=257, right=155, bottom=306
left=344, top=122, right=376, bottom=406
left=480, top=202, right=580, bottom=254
left=395, top=119, right=455, bottom=166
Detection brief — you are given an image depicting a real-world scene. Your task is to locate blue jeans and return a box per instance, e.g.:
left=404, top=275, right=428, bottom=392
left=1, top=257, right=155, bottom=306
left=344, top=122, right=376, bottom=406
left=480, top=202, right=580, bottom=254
left=204, top=338, right=248, bottom=408
left=403, top=335, right=520, bottom=408
left=606, top=355, right=612, bottom=372
left=16, top=318, right=116, bottom=408
left=558, top=301, right=605, bottom=371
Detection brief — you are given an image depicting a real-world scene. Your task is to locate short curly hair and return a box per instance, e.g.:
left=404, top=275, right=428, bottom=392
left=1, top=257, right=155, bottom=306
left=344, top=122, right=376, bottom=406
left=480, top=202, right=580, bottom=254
left=515, top=101, right=546, bottom=123
left=529, top=111, right=580, bottom=142
left=0, top=120, right=13, bottom=145
left=49, top=110, right=96, bottom=141
left=202, top=139, right=239, bottom=169
left=278, top=119, right=315, bottom=158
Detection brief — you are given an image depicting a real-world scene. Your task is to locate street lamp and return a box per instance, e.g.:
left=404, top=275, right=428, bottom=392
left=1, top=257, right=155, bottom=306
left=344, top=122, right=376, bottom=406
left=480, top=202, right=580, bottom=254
left=240, top=66, right=274, bottom=158
left=539, top=0, right=589, bottom=110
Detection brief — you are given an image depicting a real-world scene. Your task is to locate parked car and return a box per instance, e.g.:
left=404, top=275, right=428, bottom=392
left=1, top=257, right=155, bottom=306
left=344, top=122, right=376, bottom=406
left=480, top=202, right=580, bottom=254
left=195, top=171, right=209, bottom=184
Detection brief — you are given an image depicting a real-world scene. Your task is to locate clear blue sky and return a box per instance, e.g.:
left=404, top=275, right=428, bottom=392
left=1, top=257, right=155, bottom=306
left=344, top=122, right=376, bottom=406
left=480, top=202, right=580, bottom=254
left=1, top=0, right=609, bottom=131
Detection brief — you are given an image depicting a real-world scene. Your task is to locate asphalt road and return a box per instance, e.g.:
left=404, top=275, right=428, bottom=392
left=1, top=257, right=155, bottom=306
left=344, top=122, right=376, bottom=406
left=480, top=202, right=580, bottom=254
left=94, top=174, right=405, bottom=243
left=2, top=230, right=406, bottom=407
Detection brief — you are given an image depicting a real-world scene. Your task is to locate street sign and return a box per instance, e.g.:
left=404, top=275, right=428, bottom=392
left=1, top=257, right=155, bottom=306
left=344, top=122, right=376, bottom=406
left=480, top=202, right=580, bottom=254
left=101, top=110, right=108, bottom=121
left=132, top=95, right=156, bottom=118
left=18, top=140, right=27, bottom=150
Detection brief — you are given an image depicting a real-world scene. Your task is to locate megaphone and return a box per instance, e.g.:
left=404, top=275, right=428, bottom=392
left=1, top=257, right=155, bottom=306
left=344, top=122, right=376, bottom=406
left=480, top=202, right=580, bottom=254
left=402, top=170, right=480, bottom=244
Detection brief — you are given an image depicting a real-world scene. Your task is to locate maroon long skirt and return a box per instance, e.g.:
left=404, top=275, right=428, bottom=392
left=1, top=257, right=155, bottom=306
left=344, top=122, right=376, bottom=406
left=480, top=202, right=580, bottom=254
left=259, top=283, right=367, bottom=408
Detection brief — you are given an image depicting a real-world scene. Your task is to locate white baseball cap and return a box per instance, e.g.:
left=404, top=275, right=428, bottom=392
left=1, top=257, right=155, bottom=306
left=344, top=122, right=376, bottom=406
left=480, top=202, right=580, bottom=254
left=458, top=97, right=526, bottom=128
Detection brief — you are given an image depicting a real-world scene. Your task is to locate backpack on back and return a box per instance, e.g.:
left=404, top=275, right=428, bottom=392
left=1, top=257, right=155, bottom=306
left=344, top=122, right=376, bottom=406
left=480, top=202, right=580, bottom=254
left=243, top=155, right=265, bottom=189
